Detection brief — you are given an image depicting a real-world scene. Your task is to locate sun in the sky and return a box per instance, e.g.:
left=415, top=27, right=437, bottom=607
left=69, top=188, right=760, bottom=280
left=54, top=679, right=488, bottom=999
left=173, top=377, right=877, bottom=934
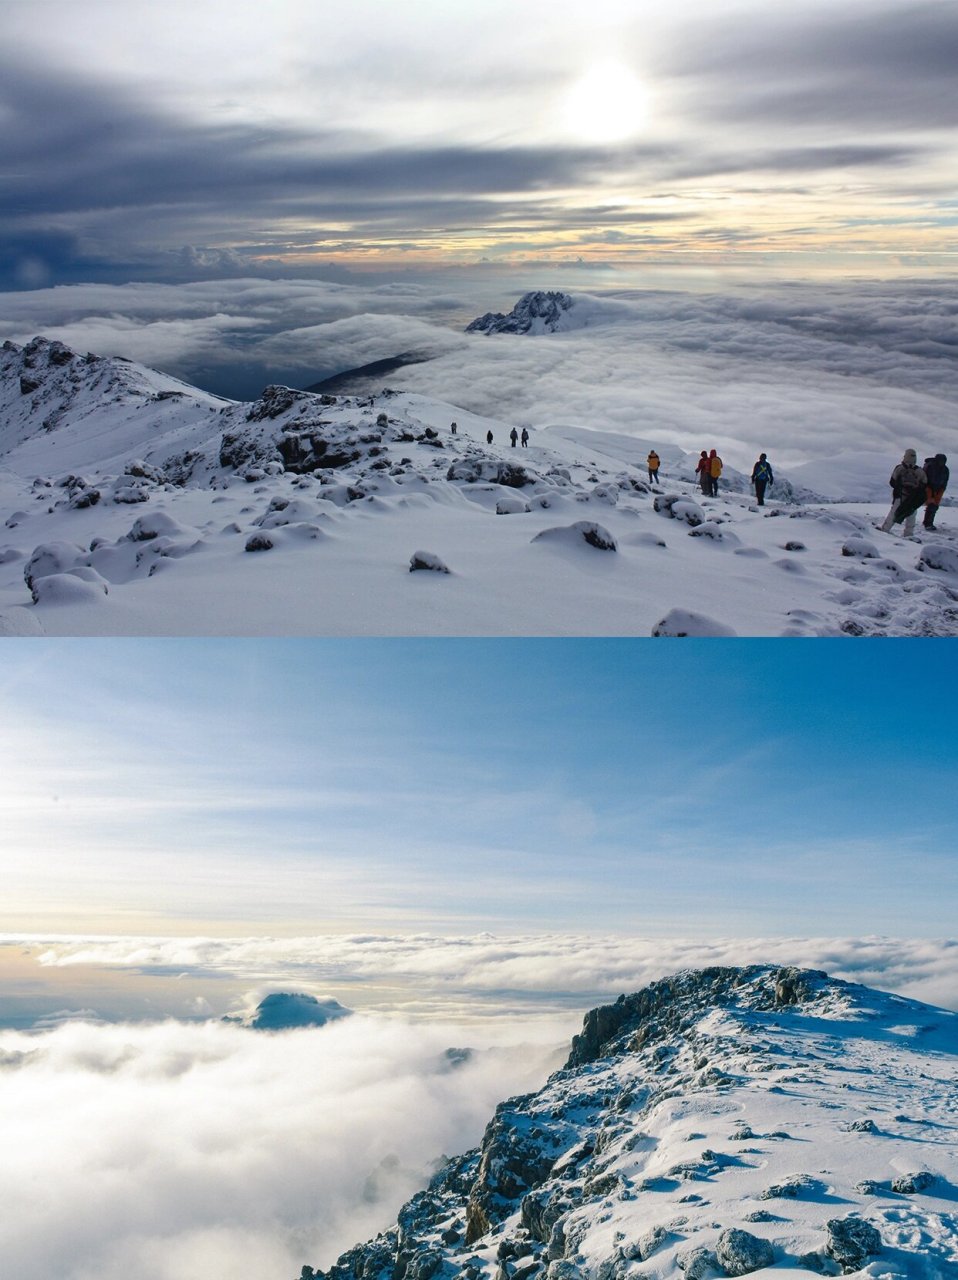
left=560, top=59, right=651, bottom=143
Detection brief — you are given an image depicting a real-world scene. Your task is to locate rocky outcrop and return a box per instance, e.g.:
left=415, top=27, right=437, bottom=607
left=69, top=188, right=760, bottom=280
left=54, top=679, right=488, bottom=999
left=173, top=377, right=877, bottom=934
left=466, top=293, right=575, bottom=336
left=295, top=966, right=955, bottom=1280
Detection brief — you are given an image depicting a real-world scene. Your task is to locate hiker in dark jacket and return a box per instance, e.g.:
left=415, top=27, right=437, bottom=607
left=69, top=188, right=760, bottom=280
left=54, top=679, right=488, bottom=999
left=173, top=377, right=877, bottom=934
left=521, top=428, right=529, bottom=447
left=510, top=427, right=518, bottom=447
left=751, top=453, right=774, bottom=506
left=486, top=430, right=494, bottom=444
left=880, top=448, right=927, bottom=536
left=923, top=454, right=949, bottom=529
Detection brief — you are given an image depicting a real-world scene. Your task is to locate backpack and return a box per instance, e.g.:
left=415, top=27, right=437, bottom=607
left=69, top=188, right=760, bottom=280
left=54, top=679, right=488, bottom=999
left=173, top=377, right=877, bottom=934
left=755, top=461, right=771, bottom=482
left=710, top=456, right=723, bottom=477
left=925, top=457, right=947, bottom=489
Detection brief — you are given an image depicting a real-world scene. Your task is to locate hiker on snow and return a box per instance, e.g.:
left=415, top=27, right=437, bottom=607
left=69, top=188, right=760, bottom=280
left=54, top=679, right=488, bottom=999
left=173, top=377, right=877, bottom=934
left=695, top=450, right=710, bottom=494
left=521, top=427, right=529, bottom=447
left=708, top=449, right=723, bottom=496
left=751, top=453, right=774, bottom=506
left=880, top=448, right=927, bottom=536
left=923, top=454, right=949, bottom=529
left=486, top=430, right=494, bottom=444
left=647, top=450, right=660, bottom=485
left=510, top=427, right=518, bottom=447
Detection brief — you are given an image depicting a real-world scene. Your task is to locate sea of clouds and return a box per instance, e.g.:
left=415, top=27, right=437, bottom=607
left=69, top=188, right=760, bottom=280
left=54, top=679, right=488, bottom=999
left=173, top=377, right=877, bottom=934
left=2, top=933, right=957, bottom=1280
left=1, top=275, right=955, bottom=471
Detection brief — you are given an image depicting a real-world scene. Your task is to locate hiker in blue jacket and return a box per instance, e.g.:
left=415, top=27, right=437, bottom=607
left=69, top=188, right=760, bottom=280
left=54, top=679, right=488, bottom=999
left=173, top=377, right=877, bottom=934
left=751, top=453, right=774, bottom=506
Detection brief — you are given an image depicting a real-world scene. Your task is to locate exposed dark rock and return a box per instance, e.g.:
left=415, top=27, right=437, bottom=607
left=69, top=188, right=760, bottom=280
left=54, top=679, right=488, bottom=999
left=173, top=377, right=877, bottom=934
left=245, top=534, right=274, bottom=552
left=466, top=292, right=575, bottom=335
left=715, top=1228, right=775, bottom=1275
left=824, top=1215, right=882, bottom=1269
left=890, top=1171, right=935, bottom=1194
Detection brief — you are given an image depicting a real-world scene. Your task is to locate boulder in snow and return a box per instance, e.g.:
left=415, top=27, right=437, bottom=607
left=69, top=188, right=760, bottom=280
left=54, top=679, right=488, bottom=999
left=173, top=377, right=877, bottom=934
left=824, top=1215, right=882, bottom=1269
left=532, top=522, right=617, bottom=552
left=841, top=537, right=880, bottom=559
left=127, top=511, right=186, bottom=542
left=409, top=550, right=450, bottom=573
left=654, top=494, right=704, bottom=526
left=651, top=609, right=737, bottom=637
left=496, top=495, right=531, bottom=515
left=715, top=1228, right=774, bottom=1276
left=890, top=1170, right=935, bottom=1194
left=23, top=541, right=86, bottom=597
left=918, top=543, right=958, bottom=574
left=32, top=571, right=108, bottom=606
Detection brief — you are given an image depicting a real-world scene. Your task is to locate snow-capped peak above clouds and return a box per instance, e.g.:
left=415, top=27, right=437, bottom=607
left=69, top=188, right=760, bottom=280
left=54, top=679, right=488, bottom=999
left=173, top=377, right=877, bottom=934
left=2, top=336, right=957, bottom=637
left=466, top=292, right=579, bottom=335
left=301, top=965, right=958, bottom=1280
left=464, top=291, right=632, bottom=336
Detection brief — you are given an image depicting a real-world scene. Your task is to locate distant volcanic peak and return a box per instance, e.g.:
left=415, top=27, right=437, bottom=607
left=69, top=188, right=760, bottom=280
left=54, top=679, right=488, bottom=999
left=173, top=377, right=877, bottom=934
left=465, top=291, right=576, bottom=335
left=246, top=992, right=352, bottom=1030
left=565, top=965, right=836, bottom=1067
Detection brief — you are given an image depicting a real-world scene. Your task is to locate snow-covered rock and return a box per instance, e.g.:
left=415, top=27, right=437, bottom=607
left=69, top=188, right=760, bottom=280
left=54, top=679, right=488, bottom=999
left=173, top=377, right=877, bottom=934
left=651, top=609, right=737, bottom=637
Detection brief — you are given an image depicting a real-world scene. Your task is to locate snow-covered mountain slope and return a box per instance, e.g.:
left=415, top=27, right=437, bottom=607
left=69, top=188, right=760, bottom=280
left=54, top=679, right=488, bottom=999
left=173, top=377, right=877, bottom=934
left=0, top=335, right=228, bottom=473
left=1, top=337, right=957, bottom=637
left=300, top=966, right=958, bottom=1280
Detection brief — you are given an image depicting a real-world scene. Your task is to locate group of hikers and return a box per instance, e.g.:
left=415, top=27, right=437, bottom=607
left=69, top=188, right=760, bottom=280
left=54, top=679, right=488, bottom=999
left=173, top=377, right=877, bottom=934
left=648, top=448, right=774, bottom=506
left=474, top=427, right=948, bottom=532
left=880, top=449, right=950, bottom=536
left=476, top=425, right=530, bottom=446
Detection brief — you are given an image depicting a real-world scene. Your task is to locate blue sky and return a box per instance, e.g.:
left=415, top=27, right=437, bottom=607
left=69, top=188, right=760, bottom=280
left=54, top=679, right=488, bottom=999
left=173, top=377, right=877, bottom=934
left=2, top=638, right=954, bottom=936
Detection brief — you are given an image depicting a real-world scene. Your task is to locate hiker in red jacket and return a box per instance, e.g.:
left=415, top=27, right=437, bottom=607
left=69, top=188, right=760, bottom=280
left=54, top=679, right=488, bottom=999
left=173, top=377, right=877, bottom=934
left=695, top=450, right=710, bottom=494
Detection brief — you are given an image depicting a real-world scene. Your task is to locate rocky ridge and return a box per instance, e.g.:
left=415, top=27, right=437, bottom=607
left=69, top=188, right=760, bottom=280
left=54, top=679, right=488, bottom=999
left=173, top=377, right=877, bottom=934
left=298, top=967, right=958, bottom=1280
left=466, top=293, right=578, bottom=336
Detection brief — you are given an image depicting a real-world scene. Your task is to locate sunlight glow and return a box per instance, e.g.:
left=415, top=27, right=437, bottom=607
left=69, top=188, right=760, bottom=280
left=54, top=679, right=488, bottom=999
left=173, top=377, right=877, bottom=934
left=561, top=60, right=650, bottom=143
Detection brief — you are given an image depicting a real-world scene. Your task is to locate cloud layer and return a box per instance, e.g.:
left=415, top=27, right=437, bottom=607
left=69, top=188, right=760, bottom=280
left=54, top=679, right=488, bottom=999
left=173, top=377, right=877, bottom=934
left=1, top=276, right=954, bottom=467
left=0, top=1012, right=559, bottom=1280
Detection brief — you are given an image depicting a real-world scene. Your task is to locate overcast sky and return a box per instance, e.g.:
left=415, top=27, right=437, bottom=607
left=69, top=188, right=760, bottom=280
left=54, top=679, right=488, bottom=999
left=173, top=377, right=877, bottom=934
left=3, top=0, right=957, bottom=288
left=3, top=638, right=956, bottom=938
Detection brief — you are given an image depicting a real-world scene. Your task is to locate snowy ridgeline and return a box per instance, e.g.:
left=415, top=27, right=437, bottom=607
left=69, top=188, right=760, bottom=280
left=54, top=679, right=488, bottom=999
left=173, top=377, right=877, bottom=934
left=1, top=336, right=957, bottom=637
left=299, top=966, right=958, bottom=1280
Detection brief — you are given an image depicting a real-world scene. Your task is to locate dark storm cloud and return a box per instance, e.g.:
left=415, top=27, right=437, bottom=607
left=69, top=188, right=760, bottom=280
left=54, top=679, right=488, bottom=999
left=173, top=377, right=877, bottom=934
left=666, top=1, right=958, bottom=130
left=0, top=55, right=679, bottom=280
left=2, top=38, right=943, bottom=290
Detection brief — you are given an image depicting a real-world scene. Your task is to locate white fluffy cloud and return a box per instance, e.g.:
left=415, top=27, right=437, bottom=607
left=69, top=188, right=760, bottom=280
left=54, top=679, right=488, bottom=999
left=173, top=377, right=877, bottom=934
left=0, top=1013, right=560, bottom=1280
